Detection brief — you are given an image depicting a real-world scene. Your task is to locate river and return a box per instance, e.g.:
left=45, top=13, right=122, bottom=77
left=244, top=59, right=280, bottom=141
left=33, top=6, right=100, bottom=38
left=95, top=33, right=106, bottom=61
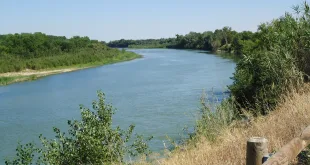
left=0, top=49, right=235, bottom=162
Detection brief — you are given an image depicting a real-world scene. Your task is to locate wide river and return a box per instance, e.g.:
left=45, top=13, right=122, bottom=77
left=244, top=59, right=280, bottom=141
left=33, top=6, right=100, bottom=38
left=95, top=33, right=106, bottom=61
left=0, top=49, right=235, bottom=162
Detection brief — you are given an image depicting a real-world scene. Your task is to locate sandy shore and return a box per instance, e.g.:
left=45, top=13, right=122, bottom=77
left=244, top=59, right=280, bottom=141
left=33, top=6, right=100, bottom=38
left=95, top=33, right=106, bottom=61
left=0, top=68, right=86, bottom=85
left=0, top=68, right=77, bottom=77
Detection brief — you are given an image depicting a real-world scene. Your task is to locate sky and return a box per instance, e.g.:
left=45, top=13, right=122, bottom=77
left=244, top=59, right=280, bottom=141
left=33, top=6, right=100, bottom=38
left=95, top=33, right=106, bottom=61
left=0, top=0, right=302, bottom=42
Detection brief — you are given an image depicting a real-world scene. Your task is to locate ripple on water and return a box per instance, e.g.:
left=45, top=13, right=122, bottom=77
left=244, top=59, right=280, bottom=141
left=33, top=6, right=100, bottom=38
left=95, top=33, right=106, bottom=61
left=0, top=49, right=235, bottom=161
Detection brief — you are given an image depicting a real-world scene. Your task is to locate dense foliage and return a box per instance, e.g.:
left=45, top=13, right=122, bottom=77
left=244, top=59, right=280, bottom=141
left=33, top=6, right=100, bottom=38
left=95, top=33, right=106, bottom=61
left=5, top=91, right=152, bottom=165
left=108, top=38, right=176, bottom=49
left=0, top=33, right=139, bottom=73
left=229, top=2, right=310, bottom=114
left=107, top=28, right=257, bottom=56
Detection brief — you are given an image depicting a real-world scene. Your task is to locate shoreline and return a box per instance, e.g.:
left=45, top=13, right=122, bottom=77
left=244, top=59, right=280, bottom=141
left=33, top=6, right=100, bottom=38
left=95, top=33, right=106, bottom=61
left=0, top=55, right=142, bottom=86
left=124, top=47, right=241, bottom=61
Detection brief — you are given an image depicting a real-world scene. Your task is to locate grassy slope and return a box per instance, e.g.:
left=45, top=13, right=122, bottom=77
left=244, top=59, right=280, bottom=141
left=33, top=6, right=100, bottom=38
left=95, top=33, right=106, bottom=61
left=137, top=85, right=310, bottom=165
left=0, top=52, right=142, bottom=86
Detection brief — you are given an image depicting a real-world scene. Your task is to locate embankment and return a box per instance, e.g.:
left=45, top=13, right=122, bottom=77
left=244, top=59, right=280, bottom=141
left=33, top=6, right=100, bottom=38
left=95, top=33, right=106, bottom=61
left=144, top=85, right=310, bottom=165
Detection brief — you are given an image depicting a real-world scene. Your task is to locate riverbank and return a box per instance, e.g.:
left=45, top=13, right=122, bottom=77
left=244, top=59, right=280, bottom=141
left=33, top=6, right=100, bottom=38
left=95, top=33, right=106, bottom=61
left=0, top=53, right=142, bottom=86
left=127, top=47, right=241, bottom=62
left=137, top=85, right=310, bottom=165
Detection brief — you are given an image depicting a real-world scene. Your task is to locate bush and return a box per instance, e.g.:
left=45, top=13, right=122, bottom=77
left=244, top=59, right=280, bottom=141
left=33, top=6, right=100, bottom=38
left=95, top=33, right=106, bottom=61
left=229, top=2, right=310, bottom=115
left=0, top=77, right=15, bottom=85
left=229, top=49, right=303, bottom=115
left=5, top=91, right=152, bottom=165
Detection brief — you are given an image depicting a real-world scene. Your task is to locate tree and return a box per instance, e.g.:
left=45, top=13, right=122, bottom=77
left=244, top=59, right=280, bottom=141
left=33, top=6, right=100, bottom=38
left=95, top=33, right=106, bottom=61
left=202, top=31, right=213, bottom=50
left=221, top=26, right=232, bottom=45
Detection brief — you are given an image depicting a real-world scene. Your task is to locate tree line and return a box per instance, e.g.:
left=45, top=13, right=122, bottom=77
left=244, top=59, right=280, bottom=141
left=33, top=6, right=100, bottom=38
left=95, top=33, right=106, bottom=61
left=108, top=38, right=177, bottom=49
left=0, top=33, right=139, bottom=73
left=107, top=27, right=257, bottom=56
left=0, top=33, right=101, bottom=58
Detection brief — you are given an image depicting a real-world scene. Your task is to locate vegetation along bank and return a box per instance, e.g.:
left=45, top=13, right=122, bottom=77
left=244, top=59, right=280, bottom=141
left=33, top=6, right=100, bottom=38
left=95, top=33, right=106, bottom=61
left=107, top=27, right=256, bottom=58
left=0, top=33, right=141, bottom=85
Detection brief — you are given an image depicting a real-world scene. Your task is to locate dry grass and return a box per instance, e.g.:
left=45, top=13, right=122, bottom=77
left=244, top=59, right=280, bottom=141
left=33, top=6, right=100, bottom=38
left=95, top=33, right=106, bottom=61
left=143, top=85, right=310, bottom=165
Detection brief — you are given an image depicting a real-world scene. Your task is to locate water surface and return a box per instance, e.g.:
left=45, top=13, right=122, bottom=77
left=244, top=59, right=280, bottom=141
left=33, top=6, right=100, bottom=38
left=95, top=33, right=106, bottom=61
left=0, top=49, right=235, bottom=162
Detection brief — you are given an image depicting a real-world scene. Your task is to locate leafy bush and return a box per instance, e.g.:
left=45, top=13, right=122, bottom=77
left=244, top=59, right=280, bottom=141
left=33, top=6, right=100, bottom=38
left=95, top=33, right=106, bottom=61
left=229, top=50, right=303, bottom=114
left=0, top=77, right=15, bottom=85
left=232, top=38, right=257, bottom=56
left=229, top=3, right=310, bottom=114
left=5, top=91, right=152, bottom=165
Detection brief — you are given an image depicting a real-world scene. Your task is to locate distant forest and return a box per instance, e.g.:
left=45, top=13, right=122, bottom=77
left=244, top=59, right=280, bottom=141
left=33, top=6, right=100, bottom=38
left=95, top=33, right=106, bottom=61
left=107, top=27, right=257, bottom=56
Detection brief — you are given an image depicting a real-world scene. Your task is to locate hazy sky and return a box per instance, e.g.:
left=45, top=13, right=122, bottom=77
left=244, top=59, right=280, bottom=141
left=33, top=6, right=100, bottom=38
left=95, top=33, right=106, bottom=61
left=0, top=0, right=302, bottom=42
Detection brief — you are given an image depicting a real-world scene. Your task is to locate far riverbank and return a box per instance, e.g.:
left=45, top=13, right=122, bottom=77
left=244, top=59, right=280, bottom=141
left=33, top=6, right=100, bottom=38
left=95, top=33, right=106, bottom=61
left=0, top=53, right=142, bottom=86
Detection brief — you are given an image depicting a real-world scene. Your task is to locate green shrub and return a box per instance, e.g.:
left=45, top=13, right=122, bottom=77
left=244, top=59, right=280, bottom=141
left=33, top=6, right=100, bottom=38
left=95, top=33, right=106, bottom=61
left=5, top=91, right=152, bottom=165
left=229, top=2, right=310, bottom=115
left=0, top=77, right=15, bottom=85
left=229, top=49, right=303, bottom=115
